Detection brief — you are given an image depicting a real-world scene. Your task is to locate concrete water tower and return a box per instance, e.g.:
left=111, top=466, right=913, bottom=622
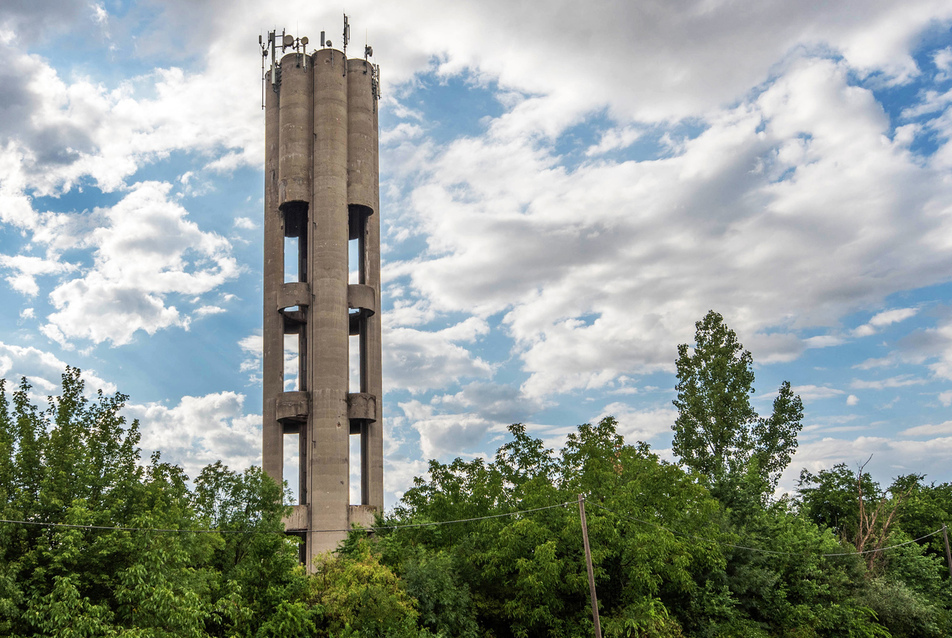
left=260, top=20, right=382, bottom=565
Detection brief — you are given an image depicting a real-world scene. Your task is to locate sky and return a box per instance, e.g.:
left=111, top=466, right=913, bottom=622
left=2, top=0, right=952, bottom=508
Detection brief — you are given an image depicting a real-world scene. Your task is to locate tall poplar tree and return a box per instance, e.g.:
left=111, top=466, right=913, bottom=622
left=672, top=311, right=803, bottom=503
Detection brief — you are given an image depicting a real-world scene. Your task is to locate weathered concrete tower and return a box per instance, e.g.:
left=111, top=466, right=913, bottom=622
left=261, top=24, right=382, bottom=565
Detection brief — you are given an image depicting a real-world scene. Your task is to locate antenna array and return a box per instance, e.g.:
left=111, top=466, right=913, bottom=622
left=259, top=16, right=376, bottom=109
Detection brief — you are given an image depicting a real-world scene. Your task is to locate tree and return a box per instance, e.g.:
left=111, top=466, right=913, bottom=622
left=672, top=311, right=803, bottom=504
left=382, top=418, right=728, bottom=637
left=0, top=367, right=306, bottom=637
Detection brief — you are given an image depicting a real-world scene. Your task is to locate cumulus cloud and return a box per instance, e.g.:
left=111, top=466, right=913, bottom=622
left=128, top=391, right=260, bottom=480
left=597, top=402, right=678, bottom=444
left=40, top=181, right=238, bottom=346
left=194, top=305, right=226, bottom=317
left=3, top=0, right=952, bottom=504
left=0, top=0, right=90, bottom=41
left=76, top=0, right=944, bottom=121
left=781, top=433, right=952, bottom=494
left=0, top=253, right=77, bottom=297
left=793, top=385, right=846, bottom=401
left=388, top=54, right=952, bottom=398
left=433, top=381, right=546, bottom=424
left=900, top=420, right=952, bottom=437
left=0, top=341, right=115, bottom=395
left=383, top=318, right=493, bottom=393
left=852, top=307, right=918, bottom=337
left=0, top=27, right=260, bottom=202
left=850, top=375, right=927, bottom=390
left=238, top=333, right=262, bottom=375
left=402, top=398, right=498, bottom=460
left=586, top=126, right=644, bottom=157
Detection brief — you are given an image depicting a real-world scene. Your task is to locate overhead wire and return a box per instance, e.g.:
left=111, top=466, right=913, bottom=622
left=0, top=499, right=943, bottom=560
left=590, top=501, right=946, bottom=558
left=0, top=501, right=575, bottom=536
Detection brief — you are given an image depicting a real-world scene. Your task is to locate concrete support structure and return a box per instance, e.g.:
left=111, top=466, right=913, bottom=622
left=262, top=36, right=381, bottom=567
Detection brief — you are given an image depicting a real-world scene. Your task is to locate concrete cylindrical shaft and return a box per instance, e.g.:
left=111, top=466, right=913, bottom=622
left=262, top=71, right=284, bottom=485
left=278, top=53, right=313, bottom=206
left=346, top=58, right=383, bottom=511
left=346, top=58, right=378, bottom=212
left=308, top=47, right=351, bottom=560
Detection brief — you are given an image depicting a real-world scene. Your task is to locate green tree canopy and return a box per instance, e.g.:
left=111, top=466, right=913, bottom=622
left=0, top=367, right=306, bottom=637
left=672, top=311, right=804, bottom=504
left=378, top=418, right=728, bottom=637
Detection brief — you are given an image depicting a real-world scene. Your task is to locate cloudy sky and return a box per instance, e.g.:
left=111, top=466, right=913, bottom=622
left=2, top=0, right=952, bottom=506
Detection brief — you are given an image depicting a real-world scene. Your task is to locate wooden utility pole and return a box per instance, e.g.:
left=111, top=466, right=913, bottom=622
left=578, top=494, right=602, bottom=638
left=942, top=524, right=952, bottom=580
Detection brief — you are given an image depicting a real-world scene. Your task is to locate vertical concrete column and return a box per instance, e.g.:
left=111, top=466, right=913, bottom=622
left=262, top=71, right=284, bottom=484
left=308, top=48, right=351, bottom=561
left=347, top=58, right=383, bottom=510
left=278, top=53, right=313, bottom=207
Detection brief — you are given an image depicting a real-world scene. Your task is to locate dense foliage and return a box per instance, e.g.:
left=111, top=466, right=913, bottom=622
left=0, top=368, right=307, bottom=637
left=1, top=310, right=951, bottom=637
left=672, top=310, right=804, bottom=508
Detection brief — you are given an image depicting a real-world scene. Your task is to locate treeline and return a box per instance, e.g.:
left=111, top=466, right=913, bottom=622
left=0, top=312, right=950, bottom=637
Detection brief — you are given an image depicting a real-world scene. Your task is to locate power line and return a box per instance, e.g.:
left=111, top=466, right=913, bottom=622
left=0, top=518, right=278, bottom=535
left=1, top=500, right=943, bottom=561
left=0, top=501, right=575, bottom=536
left=591, top=502, right=946, bottom=558
left=369, top=501, right=575, bottom=531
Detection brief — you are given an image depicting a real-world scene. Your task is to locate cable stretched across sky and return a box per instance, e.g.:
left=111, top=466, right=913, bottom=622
left=0, top=501, right=576, bottom=536
left=0, top=499, right=944, bottom=562
left=590, top=501, right=946, bottom=558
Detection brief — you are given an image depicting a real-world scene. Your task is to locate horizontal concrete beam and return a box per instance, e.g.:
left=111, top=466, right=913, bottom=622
left=347, top=283, right=375, bottom=314
left=348, top=504, right=377, bottom=529
left=283, top=504, right=309, bottom=532
left=279, top=282, right=311, bottom=310
left=347, top=392, right=377, bottom=422
left=276, top=391, right=309, bottom=422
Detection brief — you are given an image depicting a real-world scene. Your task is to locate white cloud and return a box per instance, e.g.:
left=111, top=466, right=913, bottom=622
left=402, top=399, right=497, bottom=460
left=2, top=0, right=952, bottom=503
left=434, top=381, right=546, bottom=424
left=804, top=335, right=846, bottom=349
left=597, top=403, right=677, bottom=444
left=586, top=126, right=644, bottom=156
left=0, top=253, right=77, bottom=297
left=900, top=420, right=952, bottom=437
left=852, top=306, right=918, bottom=337
left=0, top=29, right=261, bottom=203
left=383, top=318, right=493, bottom=393
left=0, top=341, right=115, bottom=395
left=380, top=122, right=424, bottom=145
left=781, top=433, right=952, bottom=494
left=238, top=333, right=262, bottom=384
left=92, top=0, right=950, bottom=129
left=389, top=55, right=952, bottom=398
left=854, top=356, right=896, bottom=370
left=850, top=375, right=927, bottom=390
left=194, top=305, right=226, bottom=317
left=40, top=181, right=238, bottom=346
left=128, top=392, right=260, bottom=480
left=846, top=394, right=859, bottom=406
left=793, top=385, right=846, bottom=401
